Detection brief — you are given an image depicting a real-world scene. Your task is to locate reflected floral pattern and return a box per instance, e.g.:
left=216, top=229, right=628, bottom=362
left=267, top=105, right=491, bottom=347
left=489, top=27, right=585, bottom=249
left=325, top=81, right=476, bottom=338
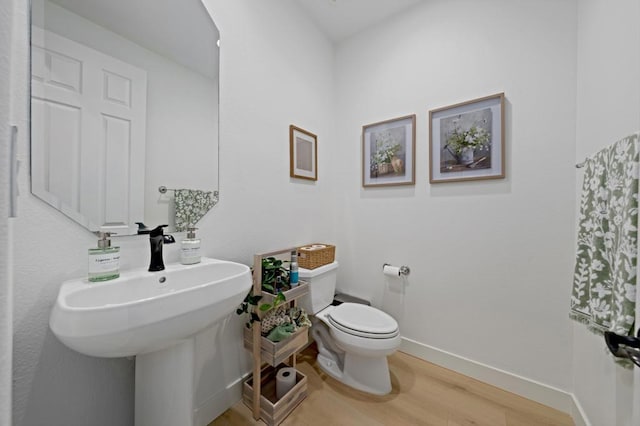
left=174, top=189, right=219, bottom=231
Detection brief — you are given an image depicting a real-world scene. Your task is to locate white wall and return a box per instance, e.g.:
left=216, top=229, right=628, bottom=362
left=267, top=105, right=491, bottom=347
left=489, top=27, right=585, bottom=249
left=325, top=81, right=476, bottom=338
left=573, top=0, right=640, bottom=424
left=334, top=0, right=578, bottom=393
left=10, top=0, right=335, bottom=425
left=201, top=0, right=337, bottom=256
left=1, top=0, right=14, bottom=424
left=32, top=0, right=219, bottom=232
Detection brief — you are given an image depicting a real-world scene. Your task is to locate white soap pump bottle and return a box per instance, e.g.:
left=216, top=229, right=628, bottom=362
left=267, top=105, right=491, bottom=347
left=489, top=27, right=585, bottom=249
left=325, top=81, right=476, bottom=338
left=180, top=227, right=201, bottom=265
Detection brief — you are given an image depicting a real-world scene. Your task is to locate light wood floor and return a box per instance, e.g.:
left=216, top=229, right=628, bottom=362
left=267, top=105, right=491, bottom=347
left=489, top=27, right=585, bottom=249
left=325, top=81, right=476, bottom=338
left=210, top=345, right=574, bottom=426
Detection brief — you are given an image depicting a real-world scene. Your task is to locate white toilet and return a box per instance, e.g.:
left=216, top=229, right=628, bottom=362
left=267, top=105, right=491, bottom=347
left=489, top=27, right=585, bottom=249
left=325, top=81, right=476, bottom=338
left=298, top=261, right=400, bottom=395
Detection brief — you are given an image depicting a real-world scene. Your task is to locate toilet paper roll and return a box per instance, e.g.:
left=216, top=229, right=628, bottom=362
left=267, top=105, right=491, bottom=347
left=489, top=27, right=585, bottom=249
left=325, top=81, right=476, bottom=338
left=383, top=265, right=401, bottom=277
left=311, top=244, right=326, bottom=249
left=276, top=367, right=296, bottom=400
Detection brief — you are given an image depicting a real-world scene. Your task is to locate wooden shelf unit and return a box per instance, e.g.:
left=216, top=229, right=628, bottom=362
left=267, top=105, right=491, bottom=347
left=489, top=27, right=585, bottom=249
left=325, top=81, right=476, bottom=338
left=243, top=364, right=308, bottom=426
left=244, top=248, right=309, bottom=425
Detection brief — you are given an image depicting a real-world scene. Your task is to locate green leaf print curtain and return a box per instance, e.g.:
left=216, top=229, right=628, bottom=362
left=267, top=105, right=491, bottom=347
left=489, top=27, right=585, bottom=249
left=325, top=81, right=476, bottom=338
left=571, top=133, right=639, bottom=336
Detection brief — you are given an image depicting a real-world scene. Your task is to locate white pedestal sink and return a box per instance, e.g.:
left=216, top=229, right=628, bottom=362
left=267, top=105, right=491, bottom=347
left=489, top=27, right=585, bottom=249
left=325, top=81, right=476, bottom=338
left=50, top=257, right=252, bottom=426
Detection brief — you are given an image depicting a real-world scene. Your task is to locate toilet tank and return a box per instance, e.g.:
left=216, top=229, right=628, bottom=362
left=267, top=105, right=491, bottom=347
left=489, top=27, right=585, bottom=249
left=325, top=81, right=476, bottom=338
left=298, top=261, right=338, bottom=314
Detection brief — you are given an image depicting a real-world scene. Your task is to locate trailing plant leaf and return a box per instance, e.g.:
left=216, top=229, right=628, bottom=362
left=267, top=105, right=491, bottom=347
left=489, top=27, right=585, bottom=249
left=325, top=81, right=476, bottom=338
left=274, top=292, right=286, bottom=307
left=260, top=291, right=287, bottom=312
left=236, top=288, right=287, bottom=329
left=236, top=289, right=264, bottom=329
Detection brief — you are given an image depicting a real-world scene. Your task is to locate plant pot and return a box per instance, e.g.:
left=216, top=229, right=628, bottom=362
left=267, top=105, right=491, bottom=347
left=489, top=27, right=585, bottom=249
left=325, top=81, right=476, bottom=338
left=391, top=156, right=404, bottom=174
left=378, top=162, right=393, bottom=175
left=459, top=147, right=474, bottom=165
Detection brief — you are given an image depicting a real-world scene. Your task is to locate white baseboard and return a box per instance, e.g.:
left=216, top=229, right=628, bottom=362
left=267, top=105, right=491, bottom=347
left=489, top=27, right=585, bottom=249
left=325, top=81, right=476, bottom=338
left=400, top=337, right=589, bottom=425
left=570, top=393, right=591, bottom=426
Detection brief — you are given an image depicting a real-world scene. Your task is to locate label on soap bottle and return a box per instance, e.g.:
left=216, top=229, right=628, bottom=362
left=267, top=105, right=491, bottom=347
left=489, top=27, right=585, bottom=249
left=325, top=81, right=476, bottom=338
left=88, top=252, right=120, bottom=273
left=181, top=240, right=201, bottom=264
left=181, top=245, right=201, bottom=258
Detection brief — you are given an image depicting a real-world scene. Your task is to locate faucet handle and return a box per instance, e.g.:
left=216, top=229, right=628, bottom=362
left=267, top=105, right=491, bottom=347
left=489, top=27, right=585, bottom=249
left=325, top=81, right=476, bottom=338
left=163, top=235, right=176, bottom=244
left=135, top=222, right=150, bottom=234
left=149, top=225, right=169, bottom=237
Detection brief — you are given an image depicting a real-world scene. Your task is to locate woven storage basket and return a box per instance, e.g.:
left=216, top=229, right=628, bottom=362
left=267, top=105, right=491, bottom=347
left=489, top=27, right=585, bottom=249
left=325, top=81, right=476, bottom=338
left=297, top=244, right=335, bottom=269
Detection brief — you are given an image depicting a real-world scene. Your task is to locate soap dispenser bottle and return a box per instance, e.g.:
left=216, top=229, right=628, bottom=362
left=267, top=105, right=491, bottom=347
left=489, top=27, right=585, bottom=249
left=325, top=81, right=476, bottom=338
left=180, top=227, right=201, bottom=265
left=88, top=232, right=120, bottom=282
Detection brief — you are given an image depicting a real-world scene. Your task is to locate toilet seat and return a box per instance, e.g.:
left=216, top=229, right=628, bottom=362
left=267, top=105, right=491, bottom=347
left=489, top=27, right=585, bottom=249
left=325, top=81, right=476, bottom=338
left=326, top=303, right=399, bottom=339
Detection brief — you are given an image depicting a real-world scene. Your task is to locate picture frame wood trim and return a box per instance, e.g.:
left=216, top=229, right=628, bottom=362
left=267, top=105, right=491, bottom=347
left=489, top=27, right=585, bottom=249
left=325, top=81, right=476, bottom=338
left=429, top=93, right=505, bottom=184
left=362, top=114, right=416, bottom=188
left=289, top=125, right=318, bottom=181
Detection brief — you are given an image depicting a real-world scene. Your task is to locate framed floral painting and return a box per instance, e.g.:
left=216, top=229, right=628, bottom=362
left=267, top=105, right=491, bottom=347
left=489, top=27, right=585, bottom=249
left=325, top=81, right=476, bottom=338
left=362, top=114, right=416, bottom=187
left=429, top=93, right=505, bottom=183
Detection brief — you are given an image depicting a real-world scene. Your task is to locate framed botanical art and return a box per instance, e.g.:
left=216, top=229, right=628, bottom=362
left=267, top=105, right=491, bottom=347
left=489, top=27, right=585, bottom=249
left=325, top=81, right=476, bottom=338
left=289, top=125, right=317, bottom=181
left=362, top=114, right=416, bottom=187
left=429, top=93, right=505, bottom=183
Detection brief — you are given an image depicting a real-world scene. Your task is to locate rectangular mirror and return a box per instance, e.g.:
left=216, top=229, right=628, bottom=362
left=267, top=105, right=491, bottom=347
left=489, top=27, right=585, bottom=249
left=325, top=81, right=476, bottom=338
left=30, top=0, right=220, bottom=235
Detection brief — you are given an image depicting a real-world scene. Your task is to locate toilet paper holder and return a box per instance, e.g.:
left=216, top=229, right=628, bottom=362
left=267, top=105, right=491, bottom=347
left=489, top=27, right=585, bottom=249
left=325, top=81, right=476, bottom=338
left=383, top=263, right=411, bottom=276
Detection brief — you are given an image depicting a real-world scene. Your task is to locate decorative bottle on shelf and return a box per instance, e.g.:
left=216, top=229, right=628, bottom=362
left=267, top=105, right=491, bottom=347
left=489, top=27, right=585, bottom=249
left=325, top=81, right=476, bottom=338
left=180, top=227, right=201, bottom=265
left=88, top=232, right=120, bottom=282
left=290, top=250, right=299, bottom=287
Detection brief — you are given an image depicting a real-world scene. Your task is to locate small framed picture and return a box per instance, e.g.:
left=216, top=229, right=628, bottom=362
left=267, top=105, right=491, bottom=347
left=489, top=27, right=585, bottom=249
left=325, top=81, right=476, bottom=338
left=362, top=114, right=416, bottom=187
left=290, top=125, right=317, bottom=181
left=429, top=93, right=505, bottom=183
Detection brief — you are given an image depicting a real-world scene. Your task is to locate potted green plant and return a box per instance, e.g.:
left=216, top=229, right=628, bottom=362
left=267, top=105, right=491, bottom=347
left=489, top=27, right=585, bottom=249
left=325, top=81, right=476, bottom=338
left=236, top=257, right=290, bottom=329
left=261, top=256, right=290, bottom=294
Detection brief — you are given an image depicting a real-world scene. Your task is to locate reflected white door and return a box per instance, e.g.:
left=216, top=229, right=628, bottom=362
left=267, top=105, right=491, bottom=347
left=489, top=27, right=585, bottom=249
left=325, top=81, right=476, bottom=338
left=31, top=26, right=147, bottom=234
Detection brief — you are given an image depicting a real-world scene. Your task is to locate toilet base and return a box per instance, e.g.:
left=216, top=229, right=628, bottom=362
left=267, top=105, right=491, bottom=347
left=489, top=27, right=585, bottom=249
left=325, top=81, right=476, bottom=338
left=316, top=351, right=392, bottom=395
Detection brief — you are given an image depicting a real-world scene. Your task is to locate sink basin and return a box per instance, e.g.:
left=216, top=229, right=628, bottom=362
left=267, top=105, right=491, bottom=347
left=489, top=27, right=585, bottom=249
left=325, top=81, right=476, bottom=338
left=50, top=257, right=252, bottom=357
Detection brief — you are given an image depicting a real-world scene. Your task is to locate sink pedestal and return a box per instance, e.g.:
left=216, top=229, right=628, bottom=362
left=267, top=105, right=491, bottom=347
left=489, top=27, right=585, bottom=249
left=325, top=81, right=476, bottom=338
left=135, top=338, right=196, bottom=426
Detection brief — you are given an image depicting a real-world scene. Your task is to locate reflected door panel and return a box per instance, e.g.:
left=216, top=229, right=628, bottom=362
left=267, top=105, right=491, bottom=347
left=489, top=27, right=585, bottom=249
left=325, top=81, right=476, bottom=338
left=31, top=27, right=147, bottom=234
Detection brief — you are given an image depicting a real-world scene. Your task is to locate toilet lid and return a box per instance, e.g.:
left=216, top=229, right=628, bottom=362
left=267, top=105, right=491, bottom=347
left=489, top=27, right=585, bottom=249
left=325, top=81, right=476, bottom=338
left=327, top=303, right=399, bottom=339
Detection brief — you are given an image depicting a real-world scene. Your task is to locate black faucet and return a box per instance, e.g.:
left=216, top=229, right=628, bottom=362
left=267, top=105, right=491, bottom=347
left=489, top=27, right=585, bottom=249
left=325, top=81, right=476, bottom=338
left=135, top=222, right=150, bottom=234
left=148, top=225, right=175, bottom=271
